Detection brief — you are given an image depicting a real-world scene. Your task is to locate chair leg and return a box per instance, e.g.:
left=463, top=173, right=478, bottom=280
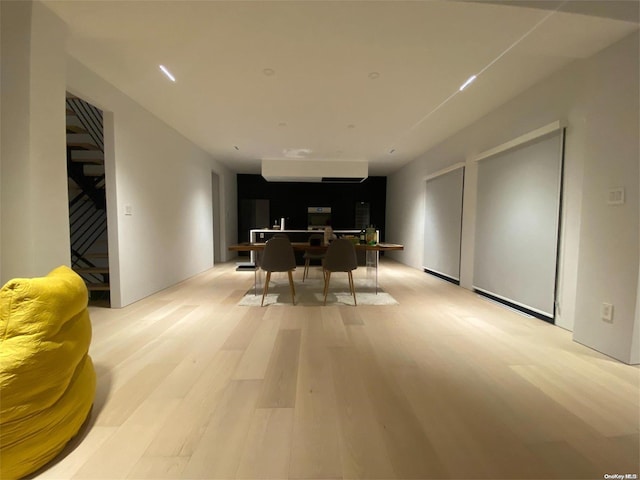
left=348, top=271, right=354, bottom=295
left=287, top=270, right=296, bottom=305
left=303, top=258, right=309, bottom=282
left=323, top=270, right=331, bottom=305
left=322, top=269, right=328, bottom=296
left=348, top=271, right=357, bottom=306
left=292, top=271, right=296, bottom=297
left=261, top=271, right=271, bottom=306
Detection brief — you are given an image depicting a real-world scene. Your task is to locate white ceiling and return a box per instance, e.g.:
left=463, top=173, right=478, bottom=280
left=44, top=0, right=639, bottom=176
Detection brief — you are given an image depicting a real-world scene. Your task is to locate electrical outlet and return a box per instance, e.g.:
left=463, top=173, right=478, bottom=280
left=601, top=303, right=614, bottom=323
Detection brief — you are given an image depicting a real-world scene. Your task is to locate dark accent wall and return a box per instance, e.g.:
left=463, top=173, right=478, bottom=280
left=237, top=174, right=386, bottom=242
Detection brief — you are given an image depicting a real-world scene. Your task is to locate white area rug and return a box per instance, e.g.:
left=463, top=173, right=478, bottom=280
left=238, top=275, right=398, bottom=307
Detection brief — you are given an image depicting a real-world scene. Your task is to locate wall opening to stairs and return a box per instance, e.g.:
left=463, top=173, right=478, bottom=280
left=66, top=93, right=110, bottom=307
left=212, top=171, right=222, bottom=264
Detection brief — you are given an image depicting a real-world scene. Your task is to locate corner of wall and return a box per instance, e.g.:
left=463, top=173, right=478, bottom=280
left=630, top=269, right=640, bottom=365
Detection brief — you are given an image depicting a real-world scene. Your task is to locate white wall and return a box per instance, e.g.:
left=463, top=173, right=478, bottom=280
left=1, top=0, right=238, bottom=307
left=0, top=0, right=70, bottom=282
left=67, top=58, right=237, bottom=308
left=633, top=268, right=640, bottom=365
left=572, top=33, right=639, bottom=364
left=387, top=32, right=639, bottom=364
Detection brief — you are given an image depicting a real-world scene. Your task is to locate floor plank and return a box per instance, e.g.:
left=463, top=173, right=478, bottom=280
left=72, top=398, right=181, bottom=479
left=346, top=325, right=446, bottom=478
left=143, top=350, right=243, bottom=457
left=257, top=329, right=302, bottom=408
left=233, top=311, right=283, bottom=380
left=329, top=346, right=397, bottom=479
left=181, top=380, right=263, bottom=478
left=289, top=314, right=343, bottom=480
left=235, top=408, right=295, bottom=479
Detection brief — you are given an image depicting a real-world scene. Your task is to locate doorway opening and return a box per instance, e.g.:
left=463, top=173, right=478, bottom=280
left=66, top=93, right=110, bottom=306
left=211, top=171, right=222, bottom=264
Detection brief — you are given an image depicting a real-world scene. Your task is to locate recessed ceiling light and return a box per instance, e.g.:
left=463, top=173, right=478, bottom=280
left=234, top=145, right=240, bottom=150
left=368, top=72, right=380, bottom=80
left=278, top=122, right=287, bottom=127
left=159, top=65, right=176, bottom=82
left=389, top=148, right=396, bottom=154
left=459, top=74, right=477, bottom=91
left=263, top=68, right=275, bottom=76
left=347, top=124, right=355, bottom=129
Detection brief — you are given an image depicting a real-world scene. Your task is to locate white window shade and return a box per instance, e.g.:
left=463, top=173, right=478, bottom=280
left=423, top=166, right=464, bottom=281
left=473, top=129, right=564, bottom=318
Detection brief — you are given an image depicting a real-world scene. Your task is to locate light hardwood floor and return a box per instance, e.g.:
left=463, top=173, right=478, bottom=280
left=33, top=259, right=639, bottom=479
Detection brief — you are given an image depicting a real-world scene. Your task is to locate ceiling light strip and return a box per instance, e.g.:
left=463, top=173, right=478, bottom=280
left=476, top=1, right=568, bottom=77
left=159, top=65, right=176, bottom=82
left=459, top=75, right=477, bottom=91
left=387, top=0, right=569, bottom=152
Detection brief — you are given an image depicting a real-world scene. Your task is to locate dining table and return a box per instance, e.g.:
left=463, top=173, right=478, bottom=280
left=228, top=241, right=404, bottom=294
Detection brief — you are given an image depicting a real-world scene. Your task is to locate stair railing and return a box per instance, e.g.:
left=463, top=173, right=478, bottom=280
left=67, top=96, right=107, bottom=271
left=70, top=195, right=107, bottom=260
left=70, top=250, right=103, bottom=284
left=66, top=97, right=104, bottom=150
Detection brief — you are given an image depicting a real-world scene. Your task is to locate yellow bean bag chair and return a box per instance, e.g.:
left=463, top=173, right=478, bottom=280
left=0, top=265, right=96, bottom=479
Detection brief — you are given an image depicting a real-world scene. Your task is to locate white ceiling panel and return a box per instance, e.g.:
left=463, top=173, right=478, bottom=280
left=44, top=0, right=639, bottom=175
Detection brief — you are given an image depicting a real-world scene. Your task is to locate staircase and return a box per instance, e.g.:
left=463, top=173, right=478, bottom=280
left=66, top=94, right=110, bottom=305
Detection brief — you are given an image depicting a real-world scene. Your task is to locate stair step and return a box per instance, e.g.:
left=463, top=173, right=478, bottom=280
left=66, top=125, right=88, bottom=134
left=86, top=282, right=110, bottom=291
left=67, top=134, right=93, bottom=143
left=70, top=184, right=105, bottom=192
left=66, top=108, right=76, bottom=116
left=75, top=267, right=109, bottom=274
left=70, top=157, right=104, bottom=165
left=83, top=164, right=105, bottom=176
left=68, top=142, right=101, bottom=151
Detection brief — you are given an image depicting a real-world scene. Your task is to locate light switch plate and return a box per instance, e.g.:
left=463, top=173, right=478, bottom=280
left=607, top=187, right=625, bottom=205
left=601, top=302, right=613, bottom=323
left=124, top=204, right=133, bottom=216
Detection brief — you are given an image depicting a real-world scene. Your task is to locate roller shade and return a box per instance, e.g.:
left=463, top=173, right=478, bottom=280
left=473, top=128, right=564, bottom=318
left=423, top=166, right=464, bottom=282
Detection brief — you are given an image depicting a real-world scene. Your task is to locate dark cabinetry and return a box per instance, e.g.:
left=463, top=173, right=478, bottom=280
left=237, top=175, right=386, bottom=243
